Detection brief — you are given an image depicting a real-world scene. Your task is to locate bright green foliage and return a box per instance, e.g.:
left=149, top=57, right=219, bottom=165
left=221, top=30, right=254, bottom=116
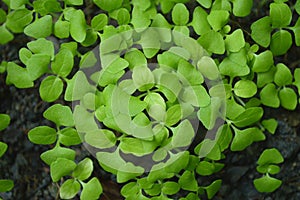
left=262, top=119, right=278, bottom=134
left=279, top=87, right=297, bottom=110
left=0, top=180, right=14, bottom=192
left=6, top=62, right=34, bottom=88
left=0, top=114, right=10, bottom=131
left=28, top=126, right=57, bottom=145
left=205, top=179, right=222, bottom=199
left=233, top=80, right=257, bottom=98
left=43, top=104, right=74, bottom=127
left=6, top=9, right=33, bottom=33
left=251, top=16, right=272, bottom=47
left=60, top=179, right=81, bottom=199
left=39, top=76, right=64, bottom=102
left=232, top=0, right=253, bottom=17
left=269, top=2, right=292, bottom=28
left=260, top=83, right=280, bottom=108
left=274, top=63, right=293, bottom=86
left=270, top=30, right=292, bottom=56
left=0, top=25, right=14, bottom=44
left=254, top=175, right=282, bottom=193
left=24, top=15, right=52, bottom=38
left=69, top=9, right=87, bottom=42
left=50, top=158, right=77, bottom=182
left=207, top=10, right=229, bottom=31
left=172, top=3, right=189, bottom=25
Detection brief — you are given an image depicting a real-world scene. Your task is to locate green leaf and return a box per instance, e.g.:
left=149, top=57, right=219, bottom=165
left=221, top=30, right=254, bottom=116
left=293, top=68, right=300, bottom=94
left=270, top=2, right=292, bottom=28
left=158, top=73, right=182, bottom=98
left=81, top=177, right=102, bottom=200
left=85, top=129, right=116, bottom=149
left=50, top=158, right=77, bottom=182
left=54, top=19, right=70, bottom=39
left=181, top=85, right=210, bottom=107
left=219, top=50, right=249, bottom=78
left=24, top=15, right=52, bottom=38
left=233, top=80, right=257, bottom=98
left=145, top=92, right=166, bottom=111
left=196, top=161, right=215, bottom=176
left=232, top=107, right=263, bottom=128
left=166, top=104, right=182, bottom=126
left=252, top=50, right=274, bottom=72
left=72, top=158, right=93, bottom=181
left=26, top=54, right=50, bottom=80
left=40, top=146, right=76, bottom=165
left=130, top=6, right=151, bottom=29
left=93, top=0, right=123, bottom=12
left=296, top=0, right=300, bottom=15
left=91, top=13, right=108, bottom=31
left=197, top=56, right=219, bottom=80
left=80, top=51, right=97, bottom=69
left=33, top=0, right=62, bottom=16
left=251, top=16, right=272, bottom=47
left=260, top=83, right=280, bottom=108
left=151, top=13, right=172, bottom=29
left=112, top=8, right=130, bottom=25
left=190, top=7, right=211, bottom=35
left=172, top=120, right=195, bottom=148
left=0, top=180, right=14, bottom=192
left=279, top=87, right=297, bottom=110
left=0, top=25, right=14, bottom=44
left=179, top=171, right=198, bottom=191
left=270, top=30, right=292, bottom=56
left=198, top=30, right=225, bottom=54
left=65, top=0, right=83, bottom=5
left=197, top=98, right=222, bottom=130
left=207, top=10, right=229, bottom=31
left=28, top=126, right=57, bottom=145
left=6, top=9, right=33, bottom=33
left=0, top=9, right=6, bottom=24
left=257, top=148, right=284, bottom=166
left=230, top=127, right=265, bottom=151
left=27, top=38, right=55, bottom=59
left=232, top=0, right=252, bottom=17
left=39, top=76, right=63, bottom=102
left=215, top=124, right=233, bottom=151
left=120, top=137, right=157, bottom=156
left=256, top=164, right=281, bottom=174
left=0, top=114, right=10, bottom=131
left=0, top=142, right=8, bottom=158
left=52, top=49, right=74, bottom=77
left=132, top=66, right=154, bottom=91
left=60, top=179, right=80, bottom=199
left=205, top=179, right=222, bottom=199
left=121, top=182, right=139, bottom=198
left=253, top=175, right=282, bottom=193
left=225, top=98, right=245, bottom=119
left=172, top=3, right=189, bottom=25
left=194, top=139, right=221, bottom=160
left=6, top=62, right=34, bottom=88
left=43, top=104, right=74, bottom=126
left=164, top=151, right=190, bottom=173
left=9, top=0, right=27, bottom=9
left=261, top=119, right=278, bottom=134
left=117, top=163, right=144, bottom=183
left=290, top=18, right=300, bottom=46
left=274, top=63, right=293, bottom=86
left=124, top=49, right=147, bottom=70
left=177, top=59, right=203, bottom=86
left=162, top=181, right=180, bottom=195
left=225, top=29, right=245, bottom=52
left=69, top=9, right=86, bottom=43
left=196, top=0, right=212, bottom=8
left=59, top=127, right=81, bottom=146
left=19, top=48, right=32, bottom=65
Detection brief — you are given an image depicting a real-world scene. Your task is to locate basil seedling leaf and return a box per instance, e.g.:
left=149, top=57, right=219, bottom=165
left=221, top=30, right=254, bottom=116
left=232, top=107, right=264, bottom=127
left=40, top=146, right=76, bottom=165
left=0, top=180, right=14, bottom=192
left=234, top=80, right=257, bottom=98
left=195, top=139, right=221, bottom=160
left=197, top=56, right=219, bottom=80
left=120, top=137, right=157, bottom=156
left=39, top=76, right=64, bottom=102
left=54, top=19, right=70, bottom=39
left=59, top=127, right=81, bottom=146
left=52, top=49, right=74, bottom=77
left=162, top=181, right=180, bottom=195
left=270, top=2, right=292, bottom=28
left=178, top=59, right=204, bottom=85
left=196, top=160, right=215, bottom=176
left=250, top=16, right=272, bottom=47
left=28, top=126, right=57, bottom=145
left=179, top=170, right=198, bottom=191
left=0, top=114, right=10, bottom=131
left=166, top=104, right=182, bottom=126
left=65, top=0, right=83, bottom=6
left=0, top=25, right=14, bottom=44
left=290, top=18, right=300, bottom=46
left=85, top=129, right=116, bottom=149
left=43, top=104, right=74, bottom=126
left=6, top=9, right=33, bottom=33
left=257, top=148, right=284, bottom=166
left=196, top=0, right=212, bottom=8
left=270, top=30, right=292, bottom=56
left=24, top=15, right=52, bottom=38
left=69, top=9, right=86, bottom=43
left=274, top=63, right=293, bottom=86
left=260, top=83, right=280, bottom=108
left=262, top=119, right=278, bottom=134
left=279, top=87, right=297, bottom=110
left=91, top=13, right=108, bottom=31
left=190, top=7, right=210, bottom=35
left=50, top=158, right=77, bottom=182
left=27, top=38, right=55, bottom=59
left=253, top=175, right=282, bottom=193
left=131, top=6, right=151, bottom=29
left=198, top=98, right=221, bottom=130
left=172, top=120, right=195, bottom=148
left=59, top=179, right=80, bottom=199
left=80, top=177, right=102, bottom=200
left=172, top=3, right=189, bottom=25
left=26, top=54, right=50, bottom=80
left=6, top=62, right=34, bottom=88
left=207, top=10, right=229, bottom=31
left=205, top=179, right=222, bottom=199
left=0, top=142, right=8, bottom=158
left=225, top=29, right=245, bottom=52
left=93, top=0, right=122, bottom=12
left=198, top=30, right=225, bottom=54
left=116, top=163, right=144, bottom=183
left=132, top=66, right=155, bottom=91
left=124, top=49, right=147, bottom=70
left=232, top=0, right=252, bottom=17
left=225, top=98, right=245, bottom=120
left=252, top=50, right=274, bottom=72
left=72, top=158, right=93, bottom=181
left=19, top=48, right=32, bottom=65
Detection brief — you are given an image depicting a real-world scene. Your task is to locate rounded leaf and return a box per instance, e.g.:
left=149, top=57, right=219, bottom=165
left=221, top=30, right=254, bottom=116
left=253, top=175, right=282, bottom=193
left=39, top=76, right=64, bottom=102
left=260, top=83, right=280, bottom=108
left=234, top=80, right=257, bottom=98
left=274, top=63, right=293, bottom=86
left=43, top=104, right=74, bottom=126
left=270, top=30, right=292, bottom=56
left=0, top=180, right=14, bottom=192
left=279, top=87, right=297, bottom=110
left=28, top=126, right=57, bottom=145
left=172, top=3, right=189, bottom=25
left=24, top=15, right=52, bottom=38
left=72, top=158, right=93, bottom=181
left=80, top=177, right=102, bottom=200
left=0, top=114, right=10, bottom=131
left=60, top=179, right=80, bottom=199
